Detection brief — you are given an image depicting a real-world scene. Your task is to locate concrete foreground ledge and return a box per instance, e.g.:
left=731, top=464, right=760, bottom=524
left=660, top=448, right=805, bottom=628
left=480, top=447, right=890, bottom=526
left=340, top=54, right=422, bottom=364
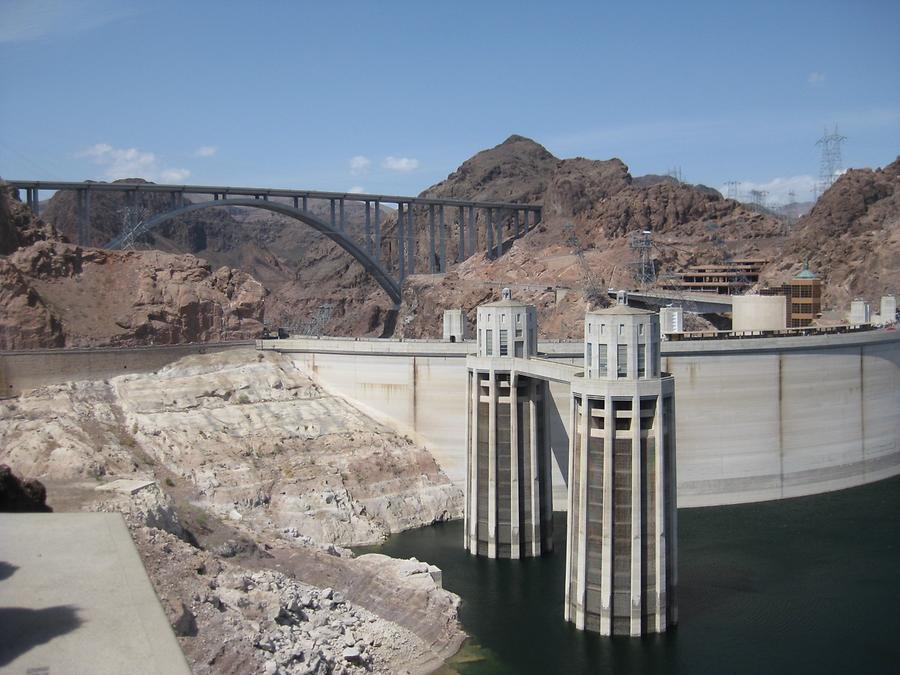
left=0, top=513, right=190, bottom=674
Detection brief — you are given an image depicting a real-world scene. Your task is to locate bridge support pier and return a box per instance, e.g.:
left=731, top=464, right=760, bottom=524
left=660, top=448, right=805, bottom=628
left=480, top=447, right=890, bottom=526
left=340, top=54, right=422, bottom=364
left=406, top=203, right=415, bottom=274
left=373, top=200, right=381, bottom=263
left=439, top=205, right=446, bottom=273
left=397, top=203, right=406, bottom=282
left=486, top=208, right=494, bottom=259
left=25, top=188, right=39, bottom=216
left=364, top=201, right=372, bottom=254
left=468, top=206, right=476, bottom=258
left=457, top=206, right=465, bottom=262
left=76, top=188, right=90, bottom=246
left=465, top=291, right=553, bottom=559
left=428, top=205, right=436, bottom=274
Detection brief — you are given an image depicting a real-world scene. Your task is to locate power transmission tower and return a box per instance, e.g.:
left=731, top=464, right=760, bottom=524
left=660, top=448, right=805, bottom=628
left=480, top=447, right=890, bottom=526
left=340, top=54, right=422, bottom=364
left=725, top=181, right=740, bottom=200
left=666, top=166, right=683, bottom=183
left=563, top=223, right=606, bottom=308
left=629, top=229, right=655, bottom=286
left=815, top=124, right=846, bottom=197
left=749, top=190, right=768, bottom=209
left=118, top=204, right=150, bottom=250
left=787, top=190, right=796, bottom=204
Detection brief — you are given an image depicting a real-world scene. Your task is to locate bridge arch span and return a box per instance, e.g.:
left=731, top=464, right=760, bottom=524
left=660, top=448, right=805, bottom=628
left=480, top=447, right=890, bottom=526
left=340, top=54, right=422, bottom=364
left=105, top=198, right=401, bottom=305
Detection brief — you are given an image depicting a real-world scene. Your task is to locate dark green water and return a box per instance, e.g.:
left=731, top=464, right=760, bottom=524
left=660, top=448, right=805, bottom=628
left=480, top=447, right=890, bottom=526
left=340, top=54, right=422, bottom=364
left=361, top=477, right=900, bottom=674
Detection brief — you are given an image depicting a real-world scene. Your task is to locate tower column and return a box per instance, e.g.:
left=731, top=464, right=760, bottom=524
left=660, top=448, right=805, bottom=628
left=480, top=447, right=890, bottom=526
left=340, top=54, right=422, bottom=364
left=509, top=371, right=520, bottom=559
left=564, top=392, right=577, bottom=622
left=575, top=392, right=590, bottom=629
left=654, top=392, right=667, bottom=633
left=487, top=369, right=498, bottom=558
left=629, top=392, right=643, bottom=636
left=465, top=370, right=479, bottom=552
left=530, top=380, right=542, bottom=557
left=600, top=393, right=614, bottom=635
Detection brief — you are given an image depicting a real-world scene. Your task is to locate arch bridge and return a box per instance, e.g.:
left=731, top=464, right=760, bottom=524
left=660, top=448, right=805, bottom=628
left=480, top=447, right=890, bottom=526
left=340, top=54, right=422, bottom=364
left=8, top=180, right=542, bottom=305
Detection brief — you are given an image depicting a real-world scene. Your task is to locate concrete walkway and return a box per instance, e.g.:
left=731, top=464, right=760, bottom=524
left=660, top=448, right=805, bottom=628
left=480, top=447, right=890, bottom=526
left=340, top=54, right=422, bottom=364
left=0, top=513, right=190, bottom=674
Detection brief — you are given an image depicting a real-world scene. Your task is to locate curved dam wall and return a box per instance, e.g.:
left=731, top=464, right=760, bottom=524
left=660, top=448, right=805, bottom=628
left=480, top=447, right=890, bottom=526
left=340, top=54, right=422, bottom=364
left=264, top=331, right=900, bottom=508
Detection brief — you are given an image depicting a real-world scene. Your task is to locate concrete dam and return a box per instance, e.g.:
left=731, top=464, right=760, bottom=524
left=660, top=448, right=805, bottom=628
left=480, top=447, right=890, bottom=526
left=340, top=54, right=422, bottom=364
left=258, top=328, right=900, bottom=508
left=2, top=327, right=897, bottom=508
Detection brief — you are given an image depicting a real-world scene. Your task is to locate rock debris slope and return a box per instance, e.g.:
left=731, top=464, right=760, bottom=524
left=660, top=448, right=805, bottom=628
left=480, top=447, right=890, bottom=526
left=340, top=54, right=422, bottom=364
left=0, top=348, right=465, bottom=674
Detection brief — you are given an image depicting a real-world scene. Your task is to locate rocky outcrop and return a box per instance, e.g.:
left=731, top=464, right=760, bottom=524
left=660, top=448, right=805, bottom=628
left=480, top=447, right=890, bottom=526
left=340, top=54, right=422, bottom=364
left=767, top=157, right=900, bottom=307
left=1, top=247, right=264, bottom=349
left=0, top=185, right=63, bottom=255
left=0, top=258, right=65, bottom=349
left=0, top=464, right=51, bottom=512
left=1, top=184, right=268, bottom=348
left=543, top=156, right=631, bottom=219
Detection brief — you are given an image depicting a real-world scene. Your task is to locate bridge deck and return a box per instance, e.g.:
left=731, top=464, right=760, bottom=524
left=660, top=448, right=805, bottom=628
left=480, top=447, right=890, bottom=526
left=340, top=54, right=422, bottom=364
left=6, top=180, right=541, bottom=211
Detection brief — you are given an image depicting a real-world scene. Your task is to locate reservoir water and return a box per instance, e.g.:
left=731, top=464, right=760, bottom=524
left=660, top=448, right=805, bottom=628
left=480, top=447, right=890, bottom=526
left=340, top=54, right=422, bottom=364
left=362, top=476, right=900, bottom=674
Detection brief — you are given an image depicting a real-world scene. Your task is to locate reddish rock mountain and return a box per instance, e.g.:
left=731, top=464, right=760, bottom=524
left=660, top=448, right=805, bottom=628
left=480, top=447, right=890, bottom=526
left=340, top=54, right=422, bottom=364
left=0, top=185, right=266, bottom=349
left=395, top=136, right=786, bottom=338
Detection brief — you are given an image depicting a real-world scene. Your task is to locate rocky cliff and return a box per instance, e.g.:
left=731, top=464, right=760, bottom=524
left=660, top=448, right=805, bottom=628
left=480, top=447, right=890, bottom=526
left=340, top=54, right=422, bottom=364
left=0, top=184, right=267, bottom=349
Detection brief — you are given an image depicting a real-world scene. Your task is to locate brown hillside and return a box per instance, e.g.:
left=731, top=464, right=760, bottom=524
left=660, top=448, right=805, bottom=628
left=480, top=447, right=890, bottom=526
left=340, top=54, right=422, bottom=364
left=762, top=157, right=900, bottom=308
left=0, top=184, right=266, bottom=349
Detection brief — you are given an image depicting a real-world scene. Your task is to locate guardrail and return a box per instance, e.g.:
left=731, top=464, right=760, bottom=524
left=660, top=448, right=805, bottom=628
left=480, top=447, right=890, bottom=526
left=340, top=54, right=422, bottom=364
left=665, top=323, right=885, bottom=341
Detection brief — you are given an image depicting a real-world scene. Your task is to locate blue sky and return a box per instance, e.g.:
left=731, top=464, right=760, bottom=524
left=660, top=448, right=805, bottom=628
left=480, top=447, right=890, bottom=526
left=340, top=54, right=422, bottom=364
left=1, top=0, right=898, bottom=204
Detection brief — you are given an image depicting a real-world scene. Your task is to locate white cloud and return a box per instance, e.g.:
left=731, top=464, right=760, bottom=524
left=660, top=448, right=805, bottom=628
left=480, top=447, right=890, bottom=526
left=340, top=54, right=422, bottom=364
left=383, top=156, right=419, bottom=172
left=160, top=168, right=191, bottom=182
left=808, top=72, right=826, bottom=86
left=349, top=155, right=371, bottom=176
left=348, top=186, right=365, bottom=194
left=0, top=0, right=137, bottom=44
left=722, top=175, right=819, bottom=205
left=78, top=142, right=191, bottom=183
left=80, top=143, right=156, bottom=179
left=194, top=145, right=217, bottom=158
